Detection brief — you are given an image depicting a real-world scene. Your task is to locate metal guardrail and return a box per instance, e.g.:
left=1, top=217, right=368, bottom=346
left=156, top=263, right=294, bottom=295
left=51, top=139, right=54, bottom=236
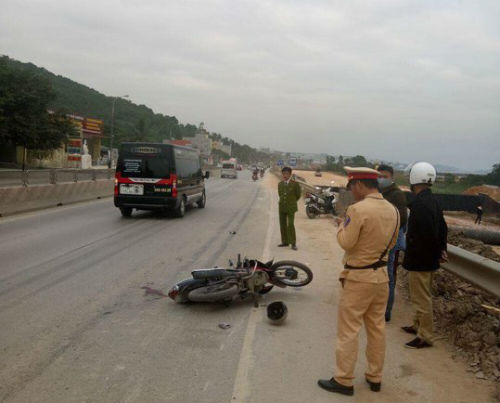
left=442, top=244, right=500, bottom=298
left=0, top=169, right=114, bottom=187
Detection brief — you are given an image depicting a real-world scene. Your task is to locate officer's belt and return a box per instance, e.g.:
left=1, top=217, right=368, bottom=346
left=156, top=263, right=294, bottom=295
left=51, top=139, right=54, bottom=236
left=344, top=260, right=387, bottom=270
left=344, top=204, right=400, bottom=272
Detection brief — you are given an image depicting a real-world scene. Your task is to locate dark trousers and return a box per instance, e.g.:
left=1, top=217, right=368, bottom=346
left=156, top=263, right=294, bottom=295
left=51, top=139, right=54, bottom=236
left=279, top=211, right=296, bottom=245
left=475, top=214, right=482, bottom=224
left=386, top=227, right=406, bottom=321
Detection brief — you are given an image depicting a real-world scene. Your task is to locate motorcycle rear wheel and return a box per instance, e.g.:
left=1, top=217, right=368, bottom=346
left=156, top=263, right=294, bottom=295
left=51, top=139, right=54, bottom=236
left=270, top=261, right=313, bottom=287
left=188, top=283, right=239, bottom=302
left=305, top=206, right=317, bottom=219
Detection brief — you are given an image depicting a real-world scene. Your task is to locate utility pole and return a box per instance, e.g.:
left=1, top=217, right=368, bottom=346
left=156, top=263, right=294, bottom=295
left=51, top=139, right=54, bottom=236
left=108, top=94, right=129, bottom=168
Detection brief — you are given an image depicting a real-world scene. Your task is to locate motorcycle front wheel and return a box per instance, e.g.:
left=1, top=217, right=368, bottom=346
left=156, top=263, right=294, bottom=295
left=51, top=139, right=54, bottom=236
left=270, top=261, right=313, bottom=287
left=305, top=205, right=318, bottom=219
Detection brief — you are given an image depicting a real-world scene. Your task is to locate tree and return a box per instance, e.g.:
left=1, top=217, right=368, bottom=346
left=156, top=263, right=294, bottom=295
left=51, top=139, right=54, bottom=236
left=325, top=155, right=336, bottom=171
left=485, top=164, right=500, bottom=186
left=0, top=57, right=77, bottom=168
left=133, top=118, right=149, bottom=142
left=345, top=155, right=368, bottom=167
left=444, top=173, right=455, bottom=185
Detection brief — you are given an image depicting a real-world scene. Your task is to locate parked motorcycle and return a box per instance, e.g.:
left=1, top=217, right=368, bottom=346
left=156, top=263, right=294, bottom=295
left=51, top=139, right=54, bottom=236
left=305, top=182, right=338, bottom=218
left=168, top=255, right=313, bottom=306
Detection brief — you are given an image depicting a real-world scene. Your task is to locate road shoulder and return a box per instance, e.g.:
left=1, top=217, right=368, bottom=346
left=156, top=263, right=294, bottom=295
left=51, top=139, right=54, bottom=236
left=235, top=173, right=497, bottom=402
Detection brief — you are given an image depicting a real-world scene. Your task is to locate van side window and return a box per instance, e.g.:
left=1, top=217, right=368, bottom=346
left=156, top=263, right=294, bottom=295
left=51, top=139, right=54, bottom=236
left=174, top=148, right=202, bottom=179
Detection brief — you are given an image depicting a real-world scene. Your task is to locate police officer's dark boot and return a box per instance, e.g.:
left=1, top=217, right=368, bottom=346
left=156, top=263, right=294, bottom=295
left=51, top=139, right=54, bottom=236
left=317, top=378, right=354, bottom=396
left=291, top=244, right=297, bottom=250
left=277, top=243, right=289, bottom=247
left=366, top=378, right=381, bottom=392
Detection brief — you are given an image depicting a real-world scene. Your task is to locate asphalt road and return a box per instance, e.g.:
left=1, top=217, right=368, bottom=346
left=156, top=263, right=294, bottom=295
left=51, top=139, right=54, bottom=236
left=0, top=171, right=496, bottom=402
left=0, top=171, right=274, bottom=402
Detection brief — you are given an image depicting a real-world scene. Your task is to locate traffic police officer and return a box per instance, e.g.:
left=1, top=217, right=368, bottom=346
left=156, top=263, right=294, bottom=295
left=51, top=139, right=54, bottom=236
left=278, top=166, right=301, bottom=250
left=318, top=167, right=400, bottom=396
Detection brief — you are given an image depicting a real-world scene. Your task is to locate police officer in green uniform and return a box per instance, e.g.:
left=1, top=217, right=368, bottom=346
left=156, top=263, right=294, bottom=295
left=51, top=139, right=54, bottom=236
left=278, top=167, right=301, bottom=250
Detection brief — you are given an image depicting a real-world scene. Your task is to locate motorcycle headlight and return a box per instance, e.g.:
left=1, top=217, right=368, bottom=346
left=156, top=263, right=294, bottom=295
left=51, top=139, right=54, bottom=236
left=167, top=286, right=179, bottom=300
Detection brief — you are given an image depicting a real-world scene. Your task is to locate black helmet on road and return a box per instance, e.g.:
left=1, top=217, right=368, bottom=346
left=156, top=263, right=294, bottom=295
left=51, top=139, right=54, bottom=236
left=267, top=301, right=288, bottom=325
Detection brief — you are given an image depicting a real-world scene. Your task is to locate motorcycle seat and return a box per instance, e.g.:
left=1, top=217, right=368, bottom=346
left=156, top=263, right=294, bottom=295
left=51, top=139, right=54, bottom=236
left=191, top=268, right=235, bottom=279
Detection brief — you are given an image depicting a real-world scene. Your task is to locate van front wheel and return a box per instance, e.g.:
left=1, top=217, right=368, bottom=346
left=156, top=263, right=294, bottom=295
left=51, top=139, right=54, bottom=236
left=174, top=198, right=186, bottom=218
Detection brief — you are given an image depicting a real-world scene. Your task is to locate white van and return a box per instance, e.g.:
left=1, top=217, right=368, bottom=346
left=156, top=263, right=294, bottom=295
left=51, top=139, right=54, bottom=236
left=221, top=161, right=237, bottom=179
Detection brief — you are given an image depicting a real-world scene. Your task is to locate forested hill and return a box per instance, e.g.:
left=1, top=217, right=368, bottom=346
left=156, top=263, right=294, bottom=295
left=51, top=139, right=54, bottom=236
left=2, top=56, right=274, bottom=163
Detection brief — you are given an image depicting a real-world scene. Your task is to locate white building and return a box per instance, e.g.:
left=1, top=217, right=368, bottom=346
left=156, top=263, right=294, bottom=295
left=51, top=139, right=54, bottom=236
left=191, top=132, right=212, bottom=158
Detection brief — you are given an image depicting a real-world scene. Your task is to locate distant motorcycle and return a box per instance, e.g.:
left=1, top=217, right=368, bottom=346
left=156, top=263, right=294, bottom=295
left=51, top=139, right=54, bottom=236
left=168, top=255, right=313, bottom=306
left=305, top=183, right=338, bottom=219
left=252, top=171, right=259, bottom=181
left=260, top=169, right=265, bottom=178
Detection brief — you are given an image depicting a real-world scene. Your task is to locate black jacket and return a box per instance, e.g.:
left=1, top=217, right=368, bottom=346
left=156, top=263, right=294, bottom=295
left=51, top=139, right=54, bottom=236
left=403, top=188, right=448, bottom=271
left=382, top=183, right=408, bottom=228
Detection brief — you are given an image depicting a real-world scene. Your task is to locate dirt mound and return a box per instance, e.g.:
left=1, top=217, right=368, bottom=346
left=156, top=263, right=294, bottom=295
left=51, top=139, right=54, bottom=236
left=448, top=229, right=500, bottom=261
left=397, top=269, right=500, bottom=384
left=397, top=229, right=500, bottom=385
left=464, top=185, right=500, bottom=202
left=433, top=271, right=500, bottom=381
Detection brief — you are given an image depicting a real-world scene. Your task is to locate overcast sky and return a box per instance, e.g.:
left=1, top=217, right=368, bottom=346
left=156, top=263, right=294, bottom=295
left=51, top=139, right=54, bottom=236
left=1, top=0, right=499, bottom=171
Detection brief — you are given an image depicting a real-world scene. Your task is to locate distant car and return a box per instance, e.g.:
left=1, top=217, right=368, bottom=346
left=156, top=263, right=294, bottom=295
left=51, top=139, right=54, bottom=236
left=221, top=161, right=238, bottom=179
left=315, top=169, right=322, bottom=177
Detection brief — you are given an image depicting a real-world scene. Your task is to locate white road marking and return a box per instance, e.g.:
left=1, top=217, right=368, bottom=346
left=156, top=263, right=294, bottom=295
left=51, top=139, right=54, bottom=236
left=231, top=184, right=276, bottom=402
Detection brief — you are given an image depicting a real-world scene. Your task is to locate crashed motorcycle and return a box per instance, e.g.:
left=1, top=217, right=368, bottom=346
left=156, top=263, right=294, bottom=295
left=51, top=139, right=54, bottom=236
left=168, top=255, right=313, bottom=306
left=305, top=184, right=338, bottom=219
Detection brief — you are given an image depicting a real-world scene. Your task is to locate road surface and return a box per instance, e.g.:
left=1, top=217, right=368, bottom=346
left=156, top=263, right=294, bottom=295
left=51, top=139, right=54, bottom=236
left=0, top=171, right=496, bottom=402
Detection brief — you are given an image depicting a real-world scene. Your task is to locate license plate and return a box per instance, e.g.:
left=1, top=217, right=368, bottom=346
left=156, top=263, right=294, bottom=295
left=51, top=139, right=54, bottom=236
left=120, top=184, right=144, bottom=195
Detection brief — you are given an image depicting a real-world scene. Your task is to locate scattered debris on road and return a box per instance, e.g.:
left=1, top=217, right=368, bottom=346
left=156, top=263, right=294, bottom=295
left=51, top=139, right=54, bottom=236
left=218, top=322, right=231, bottom=329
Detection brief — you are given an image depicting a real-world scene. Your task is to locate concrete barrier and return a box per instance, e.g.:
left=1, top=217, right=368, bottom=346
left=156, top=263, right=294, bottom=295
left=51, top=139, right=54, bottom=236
left=0, top=180, right=114, bottom=216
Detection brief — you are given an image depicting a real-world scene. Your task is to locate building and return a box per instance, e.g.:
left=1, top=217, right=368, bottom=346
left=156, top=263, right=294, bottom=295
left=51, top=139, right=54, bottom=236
left=66, top=114, right=104, bottom=167
left=212, top=141, right=232, bottom=157
left=190, top=126, right=213, bottom=165
left=0, top=113, right=104, bottom=168
left=167, top=139, right=193, bottom=147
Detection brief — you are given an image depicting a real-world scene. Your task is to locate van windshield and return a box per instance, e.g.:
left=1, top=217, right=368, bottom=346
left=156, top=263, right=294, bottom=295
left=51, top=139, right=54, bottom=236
left=118, top=153, right=171, bottom=178
left=222, top=163, right=235, bottom=169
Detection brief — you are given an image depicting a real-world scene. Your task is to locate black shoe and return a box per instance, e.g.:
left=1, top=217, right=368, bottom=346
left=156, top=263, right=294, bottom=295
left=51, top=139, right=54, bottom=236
left=401, top=325, right=417, bottom=335
left=385, top=313, right=391, bottom=322
left=366, top=378, right=381, bottom=392
left=405, top=337, right=432, bottom=349
left=291, top=244, right=297, bottom=250
left=317, top=378, right=354, bottom=396
left=277, top=243, right=289, bottom=247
